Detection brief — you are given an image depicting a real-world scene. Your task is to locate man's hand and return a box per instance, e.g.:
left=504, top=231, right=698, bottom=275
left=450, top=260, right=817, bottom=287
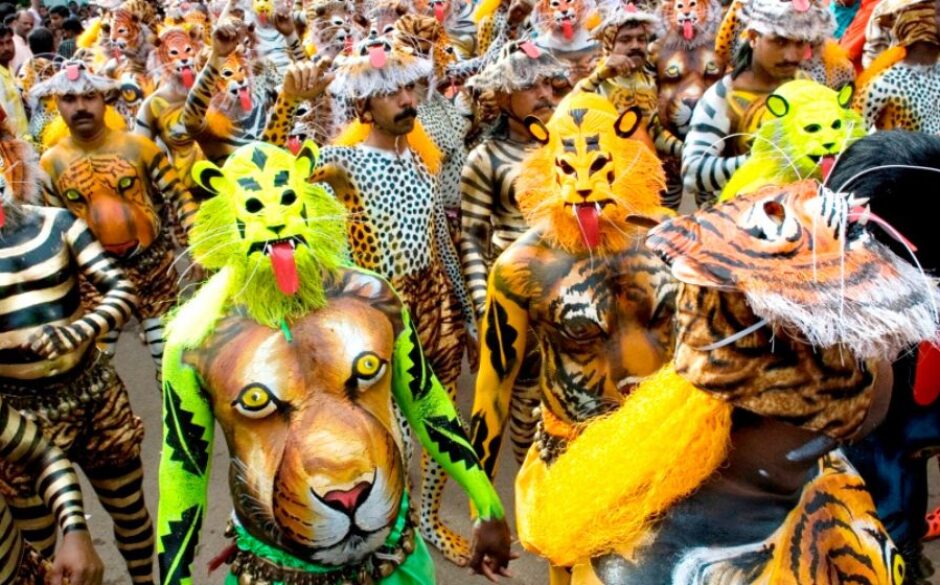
left=273, top=7, right=296, bottom=36
left=282, top=60, right=334, bottom=101
left=48, top=531, right=104, bottom=585
left=602, top=53, right=635, bottom=79
left=27, top=324, right=90, bottom=360
left=469, top=518, right=516, bottom=583
left=507, top=0, right=533, bottom=28
left=212, top=19, right=247, bottom=58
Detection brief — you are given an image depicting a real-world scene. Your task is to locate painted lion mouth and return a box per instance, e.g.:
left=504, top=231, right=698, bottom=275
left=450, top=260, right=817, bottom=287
left=247, top=235, right=308, bottom=256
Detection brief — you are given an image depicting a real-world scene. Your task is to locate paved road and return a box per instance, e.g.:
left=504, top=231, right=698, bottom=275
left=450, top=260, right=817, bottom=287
left=82, top=324, right=939, bottom=583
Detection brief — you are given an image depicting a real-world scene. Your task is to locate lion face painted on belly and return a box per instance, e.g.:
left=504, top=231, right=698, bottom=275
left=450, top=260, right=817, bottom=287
left=184, top=286, right=406, bottom=564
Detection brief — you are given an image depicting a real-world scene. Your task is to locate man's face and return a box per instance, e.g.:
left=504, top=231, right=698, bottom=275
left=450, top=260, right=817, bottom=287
left=612, top=24, right=649, bottom=68
left=13, top=12, right=34, bottom=37
left=50, top=13, right=65, bottom=30
left=566, top=50, right=599, bottom=84
left=367, top=82, right=419, bottom=136
left=69, top=1, right=78, bottom=12
left=751, top=33, right=808, bottom=80
left=0, top=34, right=14, bottom=65
left=57, top=91, right=106, bottom=135
left=505, top=76, right=559, bottom=123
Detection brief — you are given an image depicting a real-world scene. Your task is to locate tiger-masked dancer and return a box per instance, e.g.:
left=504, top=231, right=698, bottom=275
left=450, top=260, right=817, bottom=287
left=503, top=171, right=939, bottom=583
left=0, top=127, right=152, bottom=584
left=530, top=0, right=601, bottom=82
left=157, top=140, right=513, bottom=584
left=469, top=90, right=677, bottom=585
left=0, top=394, right=103, bottom=585
left=243, top=0, right=307, bottom=78
left=832, top=130, right=940, bottom=585
left=181, top=19, right=276, bottom=165
left=681, top=0, right=832, bottom=205
left=135, top=26, right=207, bottom=197
left=35, top=62, right=199, bottom=381
left=573, top=2, right=660, bottom=152
left=264, top=53, right=480, bottom=564
left=415, top=0, right=477, bottom=58
left=103, top=2, right=159, bottom=125
left=652, top=0, right=725, bottom=209
left=459, top=40, right=564, bottom=464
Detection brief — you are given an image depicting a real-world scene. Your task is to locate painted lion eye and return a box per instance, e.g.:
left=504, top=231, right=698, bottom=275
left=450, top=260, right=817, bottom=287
left=352, top=351, right=388, bottom=386
left=556, top=159, right=576, bottom=175
left=589, top=156, right=608, bottom=174
left=804, top=123, right=822, bottom=133
left=118, top=176, right=135, bottom=191
left=64, top=189, right=84, bottom=203
left=280, top=190, right=297, bottom=205
left=831, top=119, right=842, bottom=130
left=232, top=383, right=279, bottom=418
left=245, top=198, right=263, bottom=213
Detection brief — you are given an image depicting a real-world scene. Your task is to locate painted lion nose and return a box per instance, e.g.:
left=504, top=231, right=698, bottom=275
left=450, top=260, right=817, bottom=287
left=320, top=481, right=372, bottom=514
left=269, top=224, right=286, bottom=235
left=577, top=188, right=592, bottom=199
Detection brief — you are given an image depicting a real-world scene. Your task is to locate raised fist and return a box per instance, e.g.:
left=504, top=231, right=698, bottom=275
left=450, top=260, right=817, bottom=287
left=282, top=60, right=334, bottom=100
left=212, top=19, right=246, bottom=58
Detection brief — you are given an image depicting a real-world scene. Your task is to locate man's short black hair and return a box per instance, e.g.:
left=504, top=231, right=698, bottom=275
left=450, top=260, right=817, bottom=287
left=0, top=24, right=10, bottom=39
left=62, top=16, right=83, bottom=34
left=28, top=26, right=54, bottom=54
left=50, top=5, right=70, bottom=18
left=0, top=3, right=14, bottom=23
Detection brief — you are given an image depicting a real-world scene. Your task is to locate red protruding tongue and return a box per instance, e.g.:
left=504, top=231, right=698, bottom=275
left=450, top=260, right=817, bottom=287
left=368, top=44, right=387, bottom=68
left=66, top=63, right=81, bottom=81
left=238, top=86, right=253, bottom=111
left=803, top=44, right=813, bottom=60
left=270, top=241, right=300, bottom=295
left=0, top=205, right=5, bottom=229
left=562, top=20, right=574, bottom=40
left=820, top=155, right=835, bottom=180
left=287, top=135, right=302, bottom=154
left=434, top=3, right=445, bottom=21
left=344, top=35, right=354, bottom=54
left=112, top=47, right=123, bottom=58
left=520, top=40, right=541, bottom=58
left=915, top=342, right=940, bottom=406
left=793, top=0, right=810, bottom=11
left=683, top=20, right=694, bottom=40
left=181, top=66, right=195, bottom=88
left=259, top=12, right=268, bottom=25
left=575, top=203, right=600, bottom=249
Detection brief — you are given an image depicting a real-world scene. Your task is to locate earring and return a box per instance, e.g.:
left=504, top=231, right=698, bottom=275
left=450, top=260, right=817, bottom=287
left=362, top=112, right=373, bottom=123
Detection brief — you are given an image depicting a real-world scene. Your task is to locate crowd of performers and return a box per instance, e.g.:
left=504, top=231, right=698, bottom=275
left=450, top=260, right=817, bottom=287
left=0, top=0, right=939, bottom=582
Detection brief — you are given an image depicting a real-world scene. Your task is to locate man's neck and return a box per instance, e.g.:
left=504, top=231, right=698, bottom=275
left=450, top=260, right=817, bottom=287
left=733, top=64, right=787, bottom=93
left=904, top=41, right=940, bottom=66
left=363, top=125, right=409, bottom=154
left=506, top=116, right=533, bottom=143
left=70, top=126, right=110, bottom=147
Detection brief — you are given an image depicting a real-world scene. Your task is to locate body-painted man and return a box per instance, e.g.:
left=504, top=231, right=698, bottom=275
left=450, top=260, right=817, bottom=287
left=573, top=3, right=659, bottom=151
left=652, top=0, right=725, bottom=208
left=855, top=2, right=940, bottom=133
left=681, top=0, right=832, bottom=205
left=135, top=26, right=206, bottom=195
left=244, top=0, right=307, bottom=77
left=459, top=40, right=564, bottom=463
left=36, top=64, right=199, bottom=377
left=157, top=140, right=513, bottom=585
left=182, top=20, right=275, bottom=164
left=264, top=52, right=479, bottom=564
left=0, top=128, right=151, bottom=584
left=469, top=91, right=677, bottom=585
left=530, top=0, right=600, bottom=83
left=103, top=3, right=157, bottom=125
left=522, top=178, right=933, bottom=584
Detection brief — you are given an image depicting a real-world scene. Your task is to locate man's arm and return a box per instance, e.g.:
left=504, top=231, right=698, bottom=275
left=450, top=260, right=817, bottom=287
left=459, top=146, right=496, bottom=319
left=141, top=138, right=199, bottom=237
left=432, top=183, right=479, bottom=340
left=182, top=20, right=246, bottom=137
left=680, top=77, right=747, bottom=206
left=157, top=341, right=215, bottom=585
left=468, top=260, right=530, bottom=480
left=134, top=95, right=158, bottom=140
left=29, top=214, right=138, bottom=359
left=0, top=396, right=104, bottom=585
left=262, top=61, right=333, bottom=146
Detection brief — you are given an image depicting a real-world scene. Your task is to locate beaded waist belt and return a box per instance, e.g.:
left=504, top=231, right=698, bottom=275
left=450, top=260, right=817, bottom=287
left=0, top=351, right=116, bottom=421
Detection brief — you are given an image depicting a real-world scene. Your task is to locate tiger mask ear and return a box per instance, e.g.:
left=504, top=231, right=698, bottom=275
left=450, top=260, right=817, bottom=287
left=295, top=139, right=320, bottom=179
left=837, top=83, right=854, bottom=109
left=614, top=106, right=642, bottom=138
left=192, top=161, right=231, bottom=197
left=766, top=94, right=789, bottom=118
left=525, top=115, right=550, bottom=145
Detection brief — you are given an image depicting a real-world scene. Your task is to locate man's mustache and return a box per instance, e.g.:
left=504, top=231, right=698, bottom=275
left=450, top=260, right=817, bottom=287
left=71, top=112, right=94, bottom=121
left=394, top=107, right=418, bottom=122
left=534, top=100, right=554, bottom=111
left=777, top=61, right=800, bottom=69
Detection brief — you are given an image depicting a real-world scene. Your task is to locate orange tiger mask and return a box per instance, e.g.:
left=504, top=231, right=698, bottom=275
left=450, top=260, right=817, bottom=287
left=109, top=7, right=145, bottom=58
left=647, top=179, right=940, bottom=360
left=155, top=27, right=202, bottom=89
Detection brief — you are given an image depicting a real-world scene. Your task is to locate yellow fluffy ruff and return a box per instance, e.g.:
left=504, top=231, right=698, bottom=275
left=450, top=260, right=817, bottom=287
left=518, top=366, right=733, bottom=567
left=857, top=45, right=906, bottom=93
left=77, top=17, right=102, bottom=49
left=333, top=119, right=442, bottom=174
